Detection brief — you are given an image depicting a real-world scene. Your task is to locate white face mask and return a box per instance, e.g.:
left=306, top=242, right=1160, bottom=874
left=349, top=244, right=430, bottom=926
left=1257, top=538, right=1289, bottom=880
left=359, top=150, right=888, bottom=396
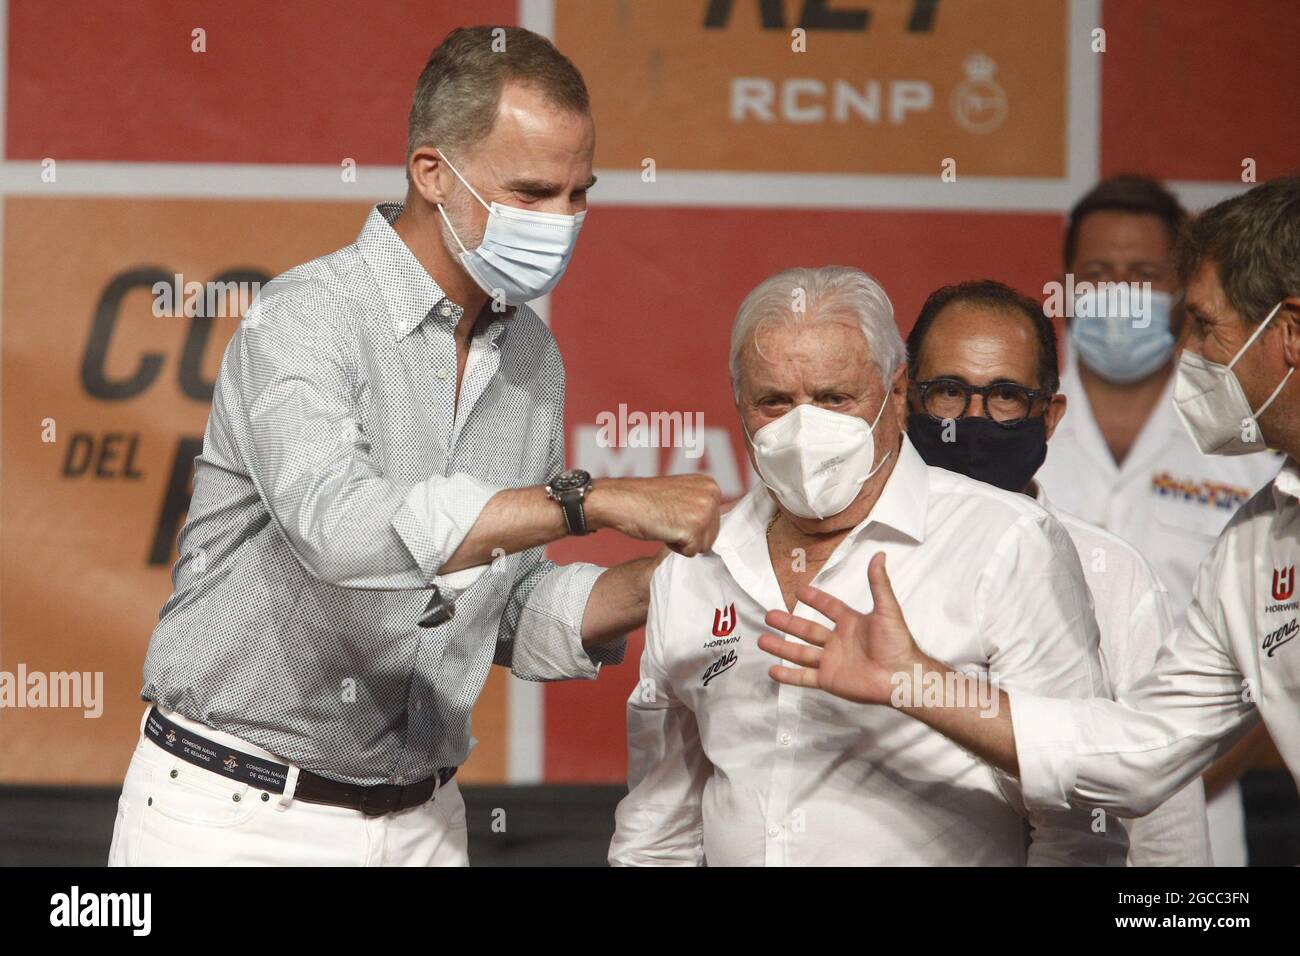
left=1173, top=300, right=1294, bottom=456
left=434, top=149, right=585, bottom=305
left=747, top=400, right=892, bottom=520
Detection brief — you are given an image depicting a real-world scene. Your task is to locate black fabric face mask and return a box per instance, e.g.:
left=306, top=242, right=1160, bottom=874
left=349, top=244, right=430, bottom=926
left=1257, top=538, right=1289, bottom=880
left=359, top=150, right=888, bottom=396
left=906, top=412, right=1048, bottom=493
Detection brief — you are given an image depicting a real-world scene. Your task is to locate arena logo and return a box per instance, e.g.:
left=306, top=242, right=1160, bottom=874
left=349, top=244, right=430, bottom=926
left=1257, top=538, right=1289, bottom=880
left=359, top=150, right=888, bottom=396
left=49, top=886, right=150, bottom=936
left=0, top=666, right=103, bottom=718
left=1262, top=618, right=1298, bottom=658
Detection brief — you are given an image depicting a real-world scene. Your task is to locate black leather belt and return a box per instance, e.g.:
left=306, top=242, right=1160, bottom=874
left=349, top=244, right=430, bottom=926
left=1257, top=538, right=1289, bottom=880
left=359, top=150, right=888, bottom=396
left=144, top=706, right=456, bottom=817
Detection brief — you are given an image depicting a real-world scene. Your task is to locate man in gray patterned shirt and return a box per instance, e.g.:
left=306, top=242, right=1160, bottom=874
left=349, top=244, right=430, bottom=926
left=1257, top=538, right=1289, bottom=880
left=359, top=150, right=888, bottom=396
left=108, top=26, right=720, bottom=866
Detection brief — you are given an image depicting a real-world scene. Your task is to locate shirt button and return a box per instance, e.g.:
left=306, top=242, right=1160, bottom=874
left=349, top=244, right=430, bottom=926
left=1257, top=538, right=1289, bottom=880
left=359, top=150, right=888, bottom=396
left=767, top=824, right=781, bottom=839
left=439, top=303, right=452, bottom=317
left=434, top=367, right=449, bottom=379
left=779, top=732, right=792, bottom=746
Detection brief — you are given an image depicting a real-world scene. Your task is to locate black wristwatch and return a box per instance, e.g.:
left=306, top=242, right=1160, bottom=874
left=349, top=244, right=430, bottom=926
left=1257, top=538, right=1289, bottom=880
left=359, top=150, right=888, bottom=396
left=546, top=468, right=594, bottom=536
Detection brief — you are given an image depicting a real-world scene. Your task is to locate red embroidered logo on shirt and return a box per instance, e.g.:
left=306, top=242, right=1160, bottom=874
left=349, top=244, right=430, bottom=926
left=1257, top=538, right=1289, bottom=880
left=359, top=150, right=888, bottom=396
left=1273, top=566, right=1296, bottom=602
left=712, top=603, right=737, bottom=637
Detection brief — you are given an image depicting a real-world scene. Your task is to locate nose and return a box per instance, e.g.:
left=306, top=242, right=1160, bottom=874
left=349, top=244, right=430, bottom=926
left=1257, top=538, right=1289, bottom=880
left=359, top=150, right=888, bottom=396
left=966, top=393, right=990, bottom=419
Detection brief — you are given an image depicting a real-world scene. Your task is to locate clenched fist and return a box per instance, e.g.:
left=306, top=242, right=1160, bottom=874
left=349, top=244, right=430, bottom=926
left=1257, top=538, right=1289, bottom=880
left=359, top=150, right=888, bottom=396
left=587, top=475, right=722, bottom=556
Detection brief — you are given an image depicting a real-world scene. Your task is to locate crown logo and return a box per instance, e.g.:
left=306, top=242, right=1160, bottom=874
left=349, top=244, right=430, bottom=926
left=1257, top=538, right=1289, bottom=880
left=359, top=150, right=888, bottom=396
left=963, top=52, right=996, bottom=80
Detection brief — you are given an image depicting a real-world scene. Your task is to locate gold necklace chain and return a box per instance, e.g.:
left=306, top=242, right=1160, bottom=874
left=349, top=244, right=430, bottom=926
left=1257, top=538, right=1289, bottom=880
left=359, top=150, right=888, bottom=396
left=766, top=511, right=780, bottom=537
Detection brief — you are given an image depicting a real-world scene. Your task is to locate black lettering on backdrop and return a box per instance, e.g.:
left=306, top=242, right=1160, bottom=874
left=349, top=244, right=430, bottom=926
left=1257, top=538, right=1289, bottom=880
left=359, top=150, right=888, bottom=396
left=82, top=267, right=171, bottom=400
left=150, top=436, right=203, bottom=566
left=703, top=0, right=939, bottom=32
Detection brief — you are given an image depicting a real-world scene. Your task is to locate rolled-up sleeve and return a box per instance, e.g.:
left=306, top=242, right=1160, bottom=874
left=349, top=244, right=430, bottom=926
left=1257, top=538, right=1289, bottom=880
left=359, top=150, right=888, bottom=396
left=230, top=279, right=500, bottom=590
left=395, top=475, right=499, bottom=596
left=496, top=555, right=616, bottom=681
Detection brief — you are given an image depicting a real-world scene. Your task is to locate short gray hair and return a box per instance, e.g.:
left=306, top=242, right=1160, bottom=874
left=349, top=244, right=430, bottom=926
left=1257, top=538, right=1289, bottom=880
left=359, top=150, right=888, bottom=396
left=729, top=266, right=904, bottom=397
left=407, top=27, right=590, bottom=169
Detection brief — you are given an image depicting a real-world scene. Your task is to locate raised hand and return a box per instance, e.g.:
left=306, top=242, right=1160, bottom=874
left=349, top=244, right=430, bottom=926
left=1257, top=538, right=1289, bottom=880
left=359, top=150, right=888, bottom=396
left=757, top=552, right=925, bottom=705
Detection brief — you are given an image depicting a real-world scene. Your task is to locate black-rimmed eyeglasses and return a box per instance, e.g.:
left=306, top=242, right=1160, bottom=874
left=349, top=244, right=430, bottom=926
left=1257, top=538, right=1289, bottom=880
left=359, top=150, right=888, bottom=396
left=911, top=377, right=1050, bottom=426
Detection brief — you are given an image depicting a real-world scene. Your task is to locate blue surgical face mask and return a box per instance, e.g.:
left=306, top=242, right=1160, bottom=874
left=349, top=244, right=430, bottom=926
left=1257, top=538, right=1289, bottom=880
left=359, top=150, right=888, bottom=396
left=435, top=149, right=585, bottom=305
left=1070, top=288, right=1175, bottom=384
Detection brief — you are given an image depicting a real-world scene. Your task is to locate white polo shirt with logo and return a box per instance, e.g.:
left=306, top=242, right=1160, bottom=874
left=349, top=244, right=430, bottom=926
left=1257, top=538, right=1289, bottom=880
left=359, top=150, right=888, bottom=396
left=609, top=436, right=1126, bottom=867
left=1036, top=344, right=1283, bottom=864
left=1013, top=460, right=1300, bottom=831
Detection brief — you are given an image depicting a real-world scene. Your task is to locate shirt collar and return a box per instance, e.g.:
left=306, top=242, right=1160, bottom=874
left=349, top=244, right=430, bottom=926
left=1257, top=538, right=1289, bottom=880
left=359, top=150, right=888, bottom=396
left=1028, top=478, right=1060, bottom=514
left=850, top=433, right=930, bottom=544
left=1272, top=457, right=1300, bottom=507
left=356, top=202, right=512, bottom=348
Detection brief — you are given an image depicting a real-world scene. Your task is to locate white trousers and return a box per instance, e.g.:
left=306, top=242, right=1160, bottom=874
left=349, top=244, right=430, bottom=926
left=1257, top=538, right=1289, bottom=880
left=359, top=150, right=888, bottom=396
left=108, top=706, right=468, bottom=866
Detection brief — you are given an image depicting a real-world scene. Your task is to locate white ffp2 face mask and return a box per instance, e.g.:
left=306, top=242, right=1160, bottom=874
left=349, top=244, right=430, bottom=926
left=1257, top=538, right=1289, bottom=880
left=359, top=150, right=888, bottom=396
left=435, top=149, right=585, bottom=305
left=1173, top=300, right=1294, bottom=456
left=748, top=400, right=892, bottom=520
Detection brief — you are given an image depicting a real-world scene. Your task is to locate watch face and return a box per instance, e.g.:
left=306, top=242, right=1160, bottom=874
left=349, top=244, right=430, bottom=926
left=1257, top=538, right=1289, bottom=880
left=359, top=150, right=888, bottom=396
left=551, top=469, right=591, bottom=493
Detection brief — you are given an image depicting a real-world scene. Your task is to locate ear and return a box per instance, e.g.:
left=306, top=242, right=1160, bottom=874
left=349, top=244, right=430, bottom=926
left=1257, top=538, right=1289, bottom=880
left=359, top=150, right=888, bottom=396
left=889, top=364, right=909, bottom=422
left=407, top=146, right=452, bottom=208
left=1169, top=295, right=1187, bottom=342
left=1279, top=296, right=1300, bottom=369
left=1043, top=393, right=1067, bottom=441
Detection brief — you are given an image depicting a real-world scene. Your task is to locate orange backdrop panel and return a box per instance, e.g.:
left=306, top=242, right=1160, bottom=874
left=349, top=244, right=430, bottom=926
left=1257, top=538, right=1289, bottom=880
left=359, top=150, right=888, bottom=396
left=556, top=0, right=1068, bottom=176
left=0, top=197, right=508, bottom=785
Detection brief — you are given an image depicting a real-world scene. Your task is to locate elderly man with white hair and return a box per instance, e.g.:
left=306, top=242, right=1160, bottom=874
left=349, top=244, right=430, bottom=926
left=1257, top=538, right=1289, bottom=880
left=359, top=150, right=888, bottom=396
left=608, top=265, right=1127, bottom=866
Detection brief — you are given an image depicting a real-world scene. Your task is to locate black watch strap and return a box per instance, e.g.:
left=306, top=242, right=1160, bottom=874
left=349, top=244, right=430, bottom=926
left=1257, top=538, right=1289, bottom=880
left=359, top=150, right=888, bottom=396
left=548, top=470, right=593, bottom=536
left=558, top=492, right=589, bottom=536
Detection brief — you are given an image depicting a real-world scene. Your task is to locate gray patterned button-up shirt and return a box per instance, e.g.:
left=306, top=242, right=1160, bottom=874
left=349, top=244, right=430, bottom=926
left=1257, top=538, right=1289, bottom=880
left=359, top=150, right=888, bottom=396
left=141, top=202, right=621, bottom=786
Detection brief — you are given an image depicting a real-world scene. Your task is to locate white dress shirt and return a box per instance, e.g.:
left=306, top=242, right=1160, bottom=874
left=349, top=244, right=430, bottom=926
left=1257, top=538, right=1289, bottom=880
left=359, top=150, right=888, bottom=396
left=1035, top=343, right=1280, bottom=863
left=1032, top=484, right=1211, bottom=865
left=610, top=436, right=1127, bottom=866
left=1012, top=458, right=1300, bottom=822
left=141, top=203, right=619, bottom=786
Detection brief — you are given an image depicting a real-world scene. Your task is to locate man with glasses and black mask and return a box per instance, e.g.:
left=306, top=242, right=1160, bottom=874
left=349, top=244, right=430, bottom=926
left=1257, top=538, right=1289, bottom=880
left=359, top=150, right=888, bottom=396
left=905, top=279, right=1211, bottom=865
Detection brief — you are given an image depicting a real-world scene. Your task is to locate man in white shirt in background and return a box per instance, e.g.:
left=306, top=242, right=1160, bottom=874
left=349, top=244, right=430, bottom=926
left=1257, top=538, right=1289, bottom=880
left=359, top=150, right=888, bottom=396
left=904, top=278, right=1210, bottom=865
left=1036, top=176, right=1282, bottom=865
left=757, top=178, right=1300, bottom=850
left=608, top=266, right=1126, bottom=866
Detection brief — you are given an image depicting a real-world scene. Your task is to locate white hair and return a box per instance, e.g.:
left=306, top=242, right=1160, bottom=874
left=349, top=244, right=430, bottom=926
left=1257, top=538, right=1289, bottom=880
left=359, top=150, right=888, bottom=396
left=729, top=266, right=904, bottom=398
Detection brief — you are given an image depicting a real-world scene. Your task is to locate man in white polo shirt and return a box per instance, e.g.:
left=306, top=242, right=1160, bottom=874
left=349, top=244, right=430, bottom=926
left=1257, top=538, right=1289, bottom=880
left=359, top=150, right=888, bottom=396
left=609, top=266, right=1126, bottom=866
left=1036, top=176, right=1282, bottom=864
